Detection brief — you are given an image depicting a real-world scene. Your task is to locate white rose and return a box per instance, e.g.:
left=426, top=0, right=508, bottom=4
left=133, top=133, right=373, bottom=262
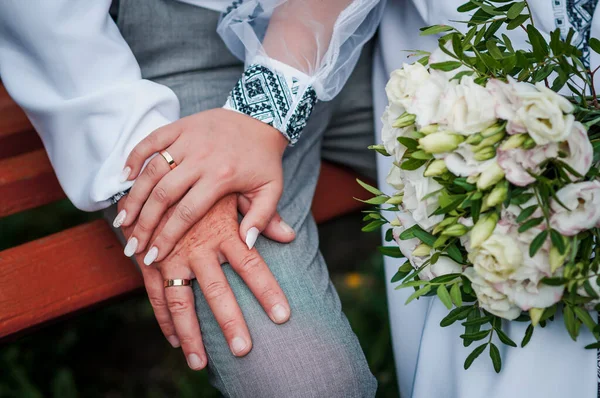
left=386, top=63, right=430, bottom=109
left=435, top=76, right=497, bottom=135
left=550, top=181, right=600, bottom=236
left=515, top=82, right=575, bottom=145
left=393, top=213, right=462, bottom=281
left=463, top=268, right=522, bottom=320
left=381, top=103, right=415, bottom=162
left=496, top=143, right=559, bottom=186
left=467, top=232, right=523, bottom=284
left=444, top=143, right=495, bottom=177
left=561, top=121, right=593, bottom=180
left=401, top=166, right=444, bottom=231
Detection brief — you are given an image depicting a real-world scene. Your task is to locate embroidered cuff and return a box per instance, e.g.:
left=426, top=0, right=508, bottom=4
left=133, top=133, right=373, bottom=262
left=224, top=63, right=318, bottom=145
left=110, top=189, right=130, bottom=205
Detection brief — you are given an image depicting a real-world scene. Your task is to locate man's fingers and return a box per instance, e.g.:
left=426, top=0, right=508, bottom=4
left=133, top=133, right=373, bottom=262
left=237, top=195, right=295, bottom=243
left=163, top=266, right=208, bottom=371
left=139, top=265, right=179, bottom=348
left=238, top=184, right=283, bottom=250
left=190, top=252, right=252, bottom=357
left=124, top=123, right=183, bottom=180
left=221, top=238, right=290, bottom=325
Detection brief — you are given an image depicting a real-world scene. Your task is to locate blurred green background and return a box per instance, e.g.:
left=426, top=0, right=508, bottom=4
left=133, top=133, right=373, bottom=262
left=0, top=201, right=398, bottom=397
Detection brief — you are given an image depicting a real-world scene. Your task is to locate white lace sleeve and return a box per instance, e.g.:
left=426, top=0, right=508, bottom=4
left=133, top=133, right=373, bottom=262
left=219, top=0, right=385, bottom=144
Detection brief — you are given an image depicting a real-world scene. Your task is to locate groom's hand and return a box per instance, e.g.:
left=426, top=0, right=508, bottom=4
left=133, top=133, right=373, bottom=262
left=119, top=194, right=292, bottom=370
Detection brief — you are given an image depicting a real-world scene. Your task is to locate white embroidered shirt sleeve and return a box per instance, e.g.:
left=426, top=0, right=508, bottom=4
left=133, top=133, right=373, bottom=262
left=0, top=1, right=180, bottom=211
left=219, top=0, right=386, bottom=144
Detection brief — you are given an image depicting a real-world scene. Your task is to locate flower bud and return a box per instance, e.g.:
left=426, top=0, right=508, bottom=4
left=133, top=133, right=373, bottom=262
left=386, top=194, right=404, bottom=205
left=466, top=174, right=479, bottom=184
left=368, top=144, right=391, bottom=156
left=470, top=212, right=499, bottom=248
left=477, top=163, right=505, bottom=190
left=390, top=218, right=401, bottom=227
left=412, top=243, right=431, bottom=257
left=393, top=112, right=417, bottom=128
left=419, top=124, right=439, bottom=135
left=481, top=122, right=505, bottom=138
left=522, top=136, right=536, bottom=150
left=500, top=134, right=527, bottom=151
left=411, top=150, right=433, bottom=160
left=529, top=308, right=544, bottom=327
left=477, top=131, right=505, bottom=148
left=424, top=159, right=448, bottom=177
left=419, top=132, right=465, bottom=154
left=484, top=181, right=508, bottom=208
left=473, top=146, right=496, bottom=161
left=442, top=223, right=469, bottom=237
left=466, top=133, right=483, bottom=145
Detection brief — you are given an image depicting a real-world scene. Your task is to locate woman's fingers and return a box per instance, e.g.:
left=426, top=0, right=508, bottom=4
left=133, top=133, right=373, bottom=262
left=238, top=183, right=283, bottom=250
left=124, top=123, right=183, bottom=181
left=237, top=195, right=295, bottom=243
left=139, top=264, right=180, bottom=348
left=129, top=161, right=197, bottom=258
left=162, top=265, right=208, bottom=371
left=190, top=252, right=252, bottom=357
left=147, top=180, right=225, bottom=264
left=221, top=237, right=291, bottom=325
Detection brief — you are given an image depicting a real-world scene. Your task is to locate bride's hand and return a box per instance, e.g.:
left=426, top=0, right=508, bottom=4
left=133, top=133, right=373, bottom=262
left=116, top=108, right=289, bottom=264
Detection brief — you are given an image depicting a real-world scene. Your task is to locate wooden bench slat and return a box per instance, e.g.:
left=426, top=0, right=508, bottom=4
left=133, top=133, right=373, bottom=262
left=0, top=219, right=143, bottom=340
left=0, top=84, right=32, bottom=138
left=0, top=149, right=65, bottom=217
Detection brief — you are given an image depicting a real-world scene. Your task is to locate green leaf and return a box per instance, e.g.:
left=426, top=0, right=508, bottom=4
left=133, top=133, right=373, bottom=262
left=464, top=344, right=487, bottom=370
left=397, top=136, right=419, bottom=150
left=563, top=305, right=579, bottom=341
left=507, top=14, right=529, bottom=30
left=399, top=225, right=418, bottom=240
left=502, top=33, right=515, bottom=53
left=451, top=70, right=475, bottom=82
left=521, top=324, right=534, bottom=347
left=495, top=328, right=517, bottom=347
left=529, top=230, right=548, bottom=257
left=432, top=195, right=467, bottom=216
left=516, top=205, right=537, bottom=223
left=507, top=2, right=526, bottom=19
left=437, top=285, right=453, bottom=309
left=590, top=37, right=600, bottom=54
left=446, top=243, right=464, bottom=264
left=462, top=316, right=493, bottom=327
left=450, top=283, right=463, bottom=307
left=573, top=307, right=597, bottom=335
left=405, top=285, right=432, bottom=305
left=413, top=228, right=437, bottom=247
left=356, top=195, right=389, bottom=205
left=541, top=277, right=568, bottom=286
left=453, top=178, right=476, bottom=192
left=362, top=220, right=387, bottom=232
left=431, top=273, right=462, bottom=284
left=460, top=330, right=491, bottom=341
left=457, top=1, right=479, bottom=12
left=430, top=61, right=463, bottom=71
left=378, top=246, right=405, bottom=258
left=420, top=25, right=454, bottom=36
left=489, top=343, right=502, bottom=373
left=356, top=178, right=384, bottom=196
left=550, top=229, right=566, bottom=254
left=518, top=217, right=544, bottom=233
left=486, top=40, right=503, bottom=59
left=391, top=263, right=413, bottom=283
left=441, top=306, right=473, bottom=327
left=585, top=342, right=600, bottom=349
left=527, top=24, right=549, bottom=61
left=400, top=158, right=427, bottom=171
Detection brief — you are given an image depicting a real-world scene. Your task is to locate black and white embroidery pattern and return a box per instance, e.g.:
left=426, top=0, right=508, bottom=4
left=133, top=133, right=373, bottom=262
left=111, top=189, right=130, bottom=205
left=225, top=64, right=317, bottom=144
left=553, top=0, right=598, bottom=67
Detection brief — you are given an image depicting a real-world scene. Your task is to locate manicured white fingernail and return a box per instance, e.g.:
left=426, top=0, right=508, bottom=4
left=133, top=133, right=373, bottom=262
left=271, top=304, right=290, bottom=323
left=245, top=227, right=259, bottom=250
left=230, top=337, right=248, bottom=356
left=113, top=210, right=127, bottom=228
left=167, top=335, right=180, bottom=348
left=143, top=246, right=159, bottom=266
left=279, top=220, right=294, bottom=234
left=187, top=353, right=205, bottom=370
left=124, top=237, right=138, bottom=257
left=120, top=166, right=132, bottom=183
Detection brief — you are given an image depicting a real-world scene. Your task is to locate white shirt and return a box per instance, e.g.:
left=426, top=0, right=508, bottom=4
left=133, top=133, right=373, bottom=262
left=374, top=1, right=599, bottom=397
left=0, top=0, right=382, bottom=211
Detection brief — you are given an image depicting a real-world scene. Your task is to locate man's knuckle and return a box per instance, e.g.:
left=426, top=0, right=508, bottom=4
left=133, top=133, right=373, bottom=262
left=238, top=252, right=263, bottom=274
left=220, top=318, right=239, bottom=333
left=203, top=281, right=229, bottom=300
left=177, top=204, right=196, bottom=224
left=167, top=298, right=191, bottom=314
left=148, top=294, right=167, bottom=309
left=260, top=287, right=278, bottom=303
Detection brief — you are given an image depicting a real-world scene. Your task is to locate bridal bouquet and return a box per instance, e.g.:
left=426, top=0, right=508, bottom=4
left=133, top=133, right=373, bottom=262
left=362, top=0, right=600, bottom=371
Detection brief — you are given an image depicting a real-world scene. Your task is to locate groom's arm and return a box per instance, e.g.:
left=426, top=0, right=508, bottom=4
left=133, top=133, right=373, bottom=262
left=0, top=0, right=180, bottom=211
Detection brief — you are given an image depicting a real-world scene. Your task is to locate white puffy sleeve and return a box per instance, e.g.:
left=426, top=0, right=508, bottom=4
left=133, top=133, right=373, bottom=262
left=0, top=0, right=180, bottom=211
left=219, top=0, right=385, bottom=144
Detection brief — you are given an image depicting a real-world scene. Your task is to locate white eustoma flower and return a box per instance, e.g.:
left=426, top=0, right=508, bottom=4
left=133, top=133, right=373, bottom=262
left=386, top=63, right=431, bottom=109
left=463, top=268, right=522, bottom=320
left=410, top=73, right=447, bottom=127
left=486, top=77, right=530, bottom=134
left=401, top=167, right=444, bottom=230
left=386, top=164, right=404, bottom=191
left=435, top=76, right=497, bottom=135
left=393, top=213, right=462, bottom=281
left=468, top=232, right=522, bottom=284
left=550, top=181, right=600, bottom=236
left=515, top=82, right=575, bottom=145
left=381, top=103, right=415, bottom=162
left=561, top=121, right=593, bottom=180
left=496, top=280, right=564, bottom=311
left=496, top=144, right=558, bottom=186
left=445, top=143, right=495, bottom=177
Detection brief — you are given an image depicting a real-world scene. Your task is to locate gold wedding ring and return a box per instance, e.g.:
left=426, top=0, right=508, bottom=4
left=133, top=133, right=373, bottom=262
left=159, top=150, right=177, bottom=170
left=164, top=279, right=192, bottom=288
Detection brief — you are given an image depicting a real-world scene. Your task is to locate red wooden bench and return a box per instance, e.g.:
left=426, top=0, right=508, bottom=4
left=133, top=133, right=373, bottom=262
left=0, top=84, right=373, bottom=341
